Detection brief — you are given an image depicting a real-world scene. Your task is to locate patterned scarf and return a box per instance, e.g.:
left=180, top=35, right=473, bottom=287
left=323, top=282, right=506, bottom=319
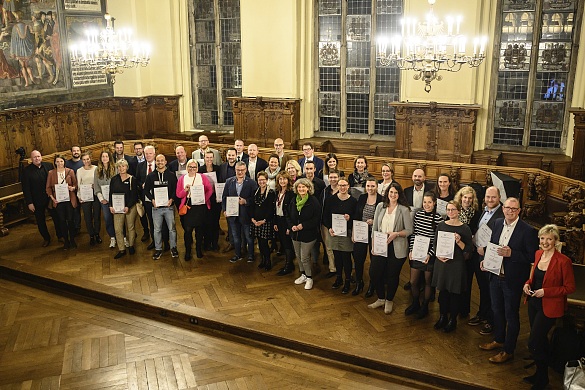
left=352, top=169, right=370, bottom=187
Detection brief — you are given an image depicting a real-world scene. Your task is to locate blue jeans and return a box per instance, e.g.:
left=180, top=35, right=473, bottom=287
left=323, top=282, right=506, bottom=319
left=227, top=217, right=253, bottom=259
left=100, top=202, right=115, bottom=238
left=152, top=207, right=177, bottom=250
left=490, top=276, right=523, bottom=354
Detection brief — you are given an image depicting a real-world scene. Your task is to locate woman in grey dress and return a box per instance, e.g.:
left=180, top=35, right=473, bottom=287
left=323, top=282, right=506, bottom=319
left=432, top=200, right=473, bottom=333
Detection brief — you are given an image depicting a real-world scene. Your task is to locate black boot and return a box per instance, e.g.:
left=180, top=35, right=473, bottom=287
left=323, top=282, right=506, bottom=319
left=405, top=299, right=421, bottom=315
left=364, top=282, right=375, bottom=298
left=258, top=258, right=266, bottom=269
left=276, top=250, right=294, bottom=276
left=332, top=277, right=343, bottom=289
left=434, top=314, right=448, bottom=330
left=341, top=280, right=351, bottom=294
left=531, top=360, right=549, bottom=390
left=352, top=280, right=364, bottom=296
left=443, top=317, right=457, bottom=333
left=416, top=300, right=429, bottom=319
left=264, top=256, right=272, bottom=271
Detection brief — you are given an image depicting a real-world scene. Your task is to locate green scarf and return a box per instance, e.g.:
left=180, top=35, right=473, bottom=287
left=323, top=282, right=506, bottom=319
left=296, top=194, right=309, bottom=212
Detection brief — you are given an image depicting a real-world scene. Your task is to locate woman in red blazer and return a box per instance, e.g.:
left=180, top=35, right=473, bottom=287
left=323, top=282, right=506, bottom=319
left=523, top=224, right=575, bottom=390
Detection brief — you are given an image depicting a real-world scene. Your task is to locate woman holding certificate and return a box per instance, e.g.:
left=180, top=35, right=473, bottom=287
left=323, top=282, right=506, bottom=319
left=353, top=177, right=383, bottom=296
left=406, top=192, right=443, bottom=319
left=369, top=183, right=413, bottom=314
left=76, top=152, right=100, bottom=246
left=522, top=224, right=575, bottom=389
left=108, top=159, right=140, bottom=259
left=94, top=151, right=117, bottom=248
left=286, top=178, right=321, bottom=290
left=323, top=178, right=358, bottom=294
left=250, top=171, right=276, bottom=270
left=177, top=159, right=214, bottom=260
left=46, top=155, right=78, bottom=250
left=274, top=172, right=296, bottom=276
left=432, top=201, right=473, bottom=332
left=433, top=173, right=456, bottom=218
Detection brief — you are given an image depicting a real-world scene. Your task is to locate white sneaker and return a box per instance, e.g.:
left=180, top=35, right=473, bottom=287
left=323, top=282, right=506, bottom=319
left=109, top=237, right=116, bottom=248
left=368, top=299, right=385, bottom=309
left=294, top=274, right=307, bottom=285
left=384, top=300, right=394, bottom=314
left=124, top=238, right=129, bottom=247
left=304, top=278, right=313, bottom=290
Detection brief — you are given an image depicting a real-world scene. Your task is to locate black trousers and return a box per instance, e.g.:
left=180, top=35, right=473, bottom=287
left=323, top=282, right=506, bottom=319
left=528, top=298, right=557, bottom=361
left=334, top=250, right=353, bottom=280
left=275, top=216, right=293, bottom=250
left=370, top=243, right=406, bottom=301
left=80, top=199, right=101, bottom=236
left=463, top=252, right=493, bottom=322
left=439, top=290, right=462, bottom=318
left=258, top=237, right=271, bottom=260
left=33, top=201, right=60, bottom=241
left=55, top=202, right=76, bottom=243
left=203, top=201, right=221, bottom=249
left=352, top=240, right=371, bottom=282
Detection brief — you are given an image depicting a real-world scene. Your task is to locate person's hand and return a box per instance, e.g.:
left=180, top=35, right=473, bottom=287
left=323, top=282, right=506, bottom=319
left=437, top=256, right=449, bottom=263
left=366, top=218, right=373, bottom=226
left=286, top=229, right=290, bottom=235
left=423, top=255, right=430, bottom=264
left=124, top=207, right=129, bottom=214
left=477, top=247, right=485, bottom=256
left=343, top=213, right=350, bottom=221
left=387, top=232, right=398, bottom=244
left=408, top=251, right=413, bottom=260
left=167, top=199, right=173, bottom=207
left=238, top=197, right=246, bottom=205
left=523, top=284, right=532, bottom=295
left=532, top=288, right=544, bottom=298
left=497, top=245, right=512, bottom=257
left=479, top=260, right=487, bottom=272
left=109, top=207, right=115, bottom=214
left=28, top=203, right=35, bottom=212
left=274, top=225, right=279, bottom=232
left=152, top=200, right=157, bottom=208
left=185, top=184, right=191, bottom=191
left=101, top=199, right=108, bottom=205
left=329, top=228, right=335, bottom=237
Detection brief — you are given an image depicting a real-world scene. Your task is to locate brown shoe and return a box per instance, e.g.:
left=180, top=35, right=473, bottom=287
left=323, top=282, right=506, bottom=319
left=489, top=351, right=513, bottom=364
left=479, top=341, right=504, bottom=351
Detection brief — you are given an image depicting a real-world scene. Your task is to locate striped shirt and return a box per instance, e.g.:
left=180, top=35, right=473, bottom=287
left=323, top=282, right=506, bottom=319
left=409, top=209, right=443, bottom=257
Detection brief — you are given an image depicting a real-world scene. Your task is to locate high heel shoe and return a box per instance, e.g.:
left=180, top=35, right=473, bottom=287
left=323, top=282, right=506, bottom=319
left=364, top=282, right=374, bottom=298
left=352, top=280, right=364, bottom=296
left=341, top=280, right=351, bottom=294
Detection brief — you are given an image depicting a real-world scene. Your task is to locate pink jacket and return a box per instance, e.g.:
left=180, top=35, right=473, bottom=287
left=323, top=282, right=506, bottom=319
left=176, top=173, right=213, bottom=210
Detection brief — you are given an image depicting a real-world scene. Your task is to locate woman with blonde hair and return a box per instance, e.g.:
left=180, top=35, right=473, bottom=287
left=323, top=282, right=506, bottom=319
left=285, top=160, right=302, bottom=183
left=523, top=224, right=575, bottom=389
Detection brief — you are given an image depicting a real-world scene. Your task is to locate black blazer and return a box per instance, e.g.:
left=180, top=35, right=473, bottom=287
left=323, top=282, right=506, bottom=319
left=404, top=182, right=434, bottom=207
left=249, top=189, right=276, bottom=222
left=246, top=157, right=269, bottom=180
left=22, top=162, right=54, bottom=206
left=168, top=159, right=188, bottom=174
left=218, top=162, right=236, bottom=183
left=354, top=192, right=384, bottom=221
left=286, top=195, right=321, bottom=242
left=489, top=217, right=539, bottom=288
left=298, top=156, right=324, bottom=174
left=222, top=176, right=258, bottom=223
left=135, top=160, right=155, bottom=201
left=115, top=154, right=136, bottom=175
left=475, top=204, right=505, bottom=235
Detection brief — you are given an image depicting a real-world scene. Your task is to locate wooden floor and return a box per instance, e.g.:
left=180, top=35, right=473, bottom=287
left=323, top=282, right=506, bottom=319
left=0, top=217, right=564, bottom=389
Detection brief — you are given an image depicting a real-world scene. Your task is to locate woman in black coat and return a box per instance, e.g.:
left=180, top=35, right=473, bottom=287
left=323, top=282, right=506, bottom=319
left=287, top=178, right=322, bottom=290
left=250, top=171, right=276, bottom=271
left=274, top=171, right=296, bottom=276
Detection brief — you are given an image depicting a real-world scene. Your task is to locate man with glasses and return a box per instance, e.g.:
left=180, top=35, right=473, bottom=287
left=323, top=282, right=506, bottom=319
left=222, top=161, right=258, bottom=263
left=298, top=142, right=324, bottom=174
left=129, top=142, right=145, bottom=175
left=273, top=138, right=290, bottom=170
left=466, top=186, right=504, bottom=335
left=479, top=197, right=538, bottom=364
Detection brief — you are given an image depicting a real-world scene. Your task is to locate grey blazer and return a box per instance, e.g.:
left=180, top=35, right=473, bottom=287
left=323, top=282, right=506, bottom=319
left=192, top=148, right=222, bottom=166
left=372, top=203, right=413, bottom=258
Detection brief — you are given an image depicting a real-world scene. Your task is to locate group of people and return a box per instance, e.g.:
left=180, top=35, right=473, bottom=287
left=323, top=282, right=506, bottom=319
left=21, top=137, right=576, bottom=390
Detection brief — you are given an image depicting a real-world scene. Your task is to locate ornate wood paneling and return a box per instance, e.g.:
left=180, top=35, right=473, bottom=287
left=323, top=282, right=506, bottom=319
left=570, top=108, right=585, bottom=181
left=392, top=102, right=480, bottom=163
left=229, top=97, right=300, bottom=149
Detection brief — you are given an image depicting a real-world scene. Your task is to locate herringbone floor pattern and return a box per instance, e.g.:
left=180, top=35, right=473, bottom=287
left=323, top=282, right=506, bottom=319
left=0, top=217, right=564, bottom=389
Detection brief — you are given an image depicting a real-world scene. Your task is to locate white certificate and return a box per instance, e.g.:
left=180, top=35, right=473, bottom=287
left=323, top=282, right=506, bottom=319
left=331, top=214, right=347, bottom=237
left=79, top=184, right=94, bottom=202
left=154, top=187, right=169, bottom=207
left=372, top=231, right=388, bottom=257
left=352, top=220, right=369, bottom=243
left=101, top=184, right=110, bottom=203
left=474, top=223, right=492, bottom=248
left=436, top=199, right=448, bottom=217
left=215, top=182, right=225, bottom=203
left=483, top=242, right=504, bottom=275
left=412, top=235, right=431, bottom=262
left=55, top=183, right=70, bottom=203
left=436, top=231, right=455, bottom=259
left=176, top=169, right=187, bottom=178
left=226, top=196, right=239, bottom=217
left=203, top=171, right=217, bottom=185
left=111, top=194, right=125, bottom=213
left=190, top=185, right=205, bottom=205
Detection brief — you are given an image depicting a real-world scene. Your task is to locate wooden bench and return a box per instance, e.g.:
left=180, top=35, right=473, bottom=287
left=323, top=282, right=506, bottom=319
left=0, top=183, right=28, bottom=236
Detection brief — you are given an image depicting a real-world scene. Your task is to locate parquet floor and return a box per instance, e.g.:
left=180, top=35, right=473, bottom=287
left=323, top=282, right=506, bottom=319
left=0, top=217, right=564, bottom=389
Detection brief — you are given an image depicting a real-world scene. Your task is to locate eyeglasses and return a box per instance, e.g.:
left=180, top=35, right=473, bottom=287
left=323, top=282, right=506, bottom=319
left=236, top=169, right=247, bottom=172
left=187, top=166, right=198, bottom=169
left=503, top=206, right=520, bottom=211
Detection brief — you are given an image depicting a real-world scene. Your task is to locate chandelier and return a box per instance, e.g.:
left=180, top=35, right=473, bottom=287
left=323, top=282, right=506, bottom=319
left=69, top=14, right=151, bottom=84
left=376, top=0, right=487, bottom=93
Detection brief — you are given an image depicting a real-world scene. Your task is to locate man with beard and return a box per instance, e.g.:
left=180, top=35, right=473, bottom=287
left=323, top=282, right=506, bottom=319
left=113, top=141, right=135, bottom=175
left=65, top=145, right=83, bottom=233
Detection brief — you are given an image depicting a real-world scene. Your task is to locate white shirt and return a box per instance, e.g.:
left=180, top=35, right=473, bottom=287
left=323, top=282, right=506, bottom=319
left=248, top=158, right=257, bottom=180
left=498, top=216, right=519, bottom=274
left=412, top=186, right=424, bottom=209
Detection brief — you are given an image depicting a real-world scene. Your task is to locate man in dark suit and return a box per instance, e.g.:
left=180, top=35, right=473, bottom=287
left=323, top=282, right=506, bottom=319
left=465, top=186, right=504, bottom=334
left=246, top=144, right=268, bottom=181
left=479, top=197, right=539, bottom=364
left=403, top=168, right=433, bottom=210
left=22, top=150, right=60, bottom=246
left=222, top=161, right=258, bottom=263
left=218, top=147, right=237, bottom=184
left=234, top=139, right=249, bottom=164
left=113, top=141, right=135, bottom=175
left=298, top=142, right=324, bottom=174
left=303, top=160, right=326, bottom=273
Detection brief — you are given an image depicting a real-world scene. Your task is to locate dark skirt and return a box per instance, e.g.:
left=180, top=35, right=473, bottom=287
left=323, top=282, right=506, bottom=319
left=182, top=203, right=207, bottom=228
left=252, top=220, right=274, bottom=240
left=409, top=257, right=435, bottom=272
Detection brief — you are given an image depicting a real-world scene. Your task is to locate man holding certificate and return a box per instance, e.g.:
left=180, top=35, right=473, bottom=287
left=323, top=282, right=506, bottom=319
left=221, top=161, right=258, bottom=263
left=479, top=197, right=538, bottom=364
left=368, top=183, right=413, bottom=314
left=144, top=154, right=179, bottom=261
